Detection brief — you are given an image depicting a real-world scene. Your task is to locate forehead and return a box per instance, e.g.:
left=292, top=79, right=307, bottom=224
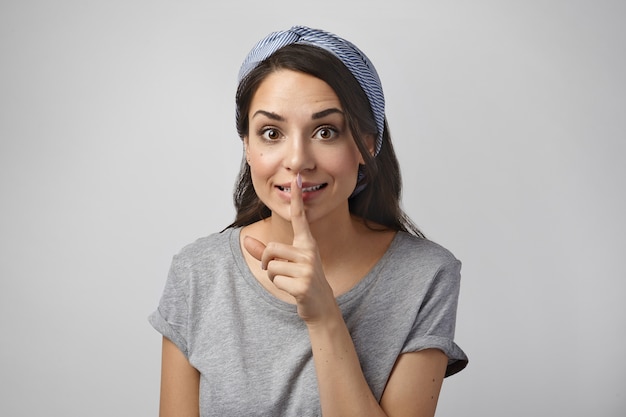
left=250, top=69, right=342, bottom=113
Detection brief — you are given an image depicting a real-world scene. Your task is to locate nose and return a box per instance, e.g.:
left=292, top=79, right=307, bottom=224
left=283, top=134, right=315, bottom=172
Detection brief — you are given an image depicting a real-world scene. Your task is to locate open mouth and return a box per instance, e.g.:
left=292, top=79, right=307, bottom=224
left=278, top=183, right=327, bottom=193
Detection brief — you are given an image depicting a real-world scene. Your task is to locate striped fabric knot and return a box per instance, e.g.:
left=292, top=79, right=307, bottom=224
left=238, top=25, right=385, bottom=156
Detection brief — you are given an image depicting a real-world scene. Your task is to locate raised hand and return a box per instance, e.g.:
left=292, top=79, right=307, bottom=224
left=243, top=173, right=337, bottom=323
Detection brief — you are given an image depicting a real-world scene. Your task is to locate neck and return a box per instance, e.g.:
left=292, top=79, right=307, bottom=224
left=264, top=210, right=363, bottom=265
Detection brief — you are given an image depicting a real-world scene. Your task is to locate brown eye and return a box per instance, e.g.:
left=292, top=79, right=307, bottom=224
left=315, top=127, right=337, bottom=140
left=262, top=128, right=280, bottom=141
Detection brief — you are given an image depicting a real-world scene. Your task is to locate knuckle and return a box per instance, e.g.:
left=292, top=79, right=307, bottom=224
left=301, top=252, right=316, bottom=265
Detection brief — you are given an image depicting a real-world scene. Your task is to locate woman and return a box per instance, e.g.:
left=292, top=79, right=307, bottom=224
left=150, top=26, right=468, bottom=417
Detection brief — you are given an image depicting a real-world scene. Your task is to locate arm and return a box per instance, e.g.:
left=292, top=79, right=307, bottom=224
left=307, top=306, right=448, bottom=417
left=306, top=307, right=385, bottom=417
left=159, top=337, right=200, bottom=417
left=379, top=349, right=449, bottom=417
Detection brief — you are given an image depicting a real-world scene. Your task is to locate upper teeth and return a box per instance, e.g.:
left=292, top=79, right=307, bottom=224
left=303, top=184, right=323, bottom=192
left=281, top=184, right=324, bottom=193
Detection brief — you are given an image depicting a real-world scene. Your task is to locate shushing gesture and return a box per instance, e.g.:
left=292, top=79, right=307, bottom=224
left=243, top=173, right=337, bottom=324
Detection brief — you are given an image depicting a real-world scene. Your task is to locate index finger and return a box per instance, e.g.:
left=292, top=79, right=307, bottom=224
left=290, top=172, right=313, bottom=245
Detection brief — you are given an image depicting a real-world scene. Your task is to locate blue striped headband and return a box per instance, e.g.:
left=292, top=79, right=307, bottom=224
left=238, top=25, right=386, bottom=156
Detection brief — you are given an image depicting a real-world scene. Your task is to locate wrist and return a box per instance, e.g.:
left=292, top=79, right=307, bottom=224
left=304, top=302, right=344, bottom=333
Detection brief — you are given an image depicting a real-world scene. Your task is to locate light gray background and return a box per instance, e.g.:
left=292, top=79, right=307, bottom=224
left=1, top=0, right=624, bottom=415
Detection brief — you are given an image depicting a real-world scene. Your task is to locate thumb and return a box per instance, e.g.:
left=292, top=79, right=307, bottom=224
left=243, top=235, right=266, bottom=262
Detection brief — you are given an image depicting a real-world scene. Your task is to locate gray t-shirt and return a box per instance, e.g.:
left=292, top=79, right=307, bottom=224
left=149, top=227, right=467, bottom=416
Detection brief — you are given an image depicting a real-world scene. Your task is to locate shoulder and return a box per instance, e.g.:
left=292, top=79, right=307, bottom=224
left=172, top=228, right=239, bottom=271
left=390, top=232, right=460, bottom=268
left=382, top=231, right=462, bottom=291
left=163, top=228, right=244, bottom=298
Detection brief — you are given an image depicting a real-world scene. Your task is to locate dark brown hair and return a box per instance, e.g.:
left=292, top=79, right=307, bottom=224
left=226, top=44, right=423, bottom=238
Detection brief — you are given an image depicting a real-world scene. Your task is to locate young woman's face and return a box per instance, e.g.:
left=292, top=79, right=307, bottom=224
left=245, top=69, right=365, bottom=225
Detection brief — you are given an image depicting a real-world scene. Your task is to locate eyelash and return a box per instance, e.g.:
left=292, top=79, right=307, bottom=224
left=314, top=125, right=339, bottom=140
left=256, top=125, right=340, bottom=142
left=258, top=127, right=281, bottom=141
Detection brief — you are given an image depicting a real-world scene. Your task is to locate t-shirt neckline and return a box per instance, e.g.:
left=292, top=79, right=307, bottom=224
left=228, top=227, right=402, bottom=312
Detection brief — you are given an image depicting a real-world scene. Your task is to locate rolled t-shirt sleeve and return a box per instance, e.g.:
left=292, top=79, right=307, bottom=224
left=148, top=256, right=190, bottom=358
left=402, top=259, right=468, bottom=377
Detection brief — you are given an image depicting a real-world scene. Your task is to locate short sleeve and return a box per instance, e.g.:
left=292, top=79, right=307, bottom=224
left=148, top=256, right=190, bottom=358
left=402, top=259, right=468, bottom=377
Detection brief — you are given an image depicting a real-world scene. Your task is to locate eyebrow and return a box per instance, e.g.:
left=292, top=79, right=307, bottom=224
left=251, top=108, right=344, bottom=121
left=312, top=108, right=344, bottom=119
left=252, top=110, right=284, bottom=121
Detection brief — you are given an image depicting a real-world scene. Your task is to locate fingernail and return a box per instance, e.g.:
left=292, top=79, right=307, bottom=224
left=296, top=172, right=302, bottom=189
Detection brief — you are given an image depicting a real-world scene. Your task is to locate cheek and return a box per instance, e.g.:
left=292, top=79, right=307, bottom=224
left=327, top=146, right=362, bottom=170
left=248, top=151, right=278, bottom=178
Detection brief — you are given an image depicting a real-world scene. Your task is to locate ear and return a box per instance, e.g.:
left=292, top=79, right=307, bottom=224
left=243, top=136, right=250, bottom=159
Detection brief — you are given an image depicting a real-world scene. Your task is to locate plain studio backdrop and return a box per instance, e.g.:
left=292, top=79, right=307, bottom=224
left=1, top=0, right=624, bottom=415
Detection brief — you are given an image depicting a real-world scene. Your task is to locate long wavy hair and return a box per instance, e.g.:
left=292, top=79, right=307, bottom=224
left=226, top=43, right=423, bottom=238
